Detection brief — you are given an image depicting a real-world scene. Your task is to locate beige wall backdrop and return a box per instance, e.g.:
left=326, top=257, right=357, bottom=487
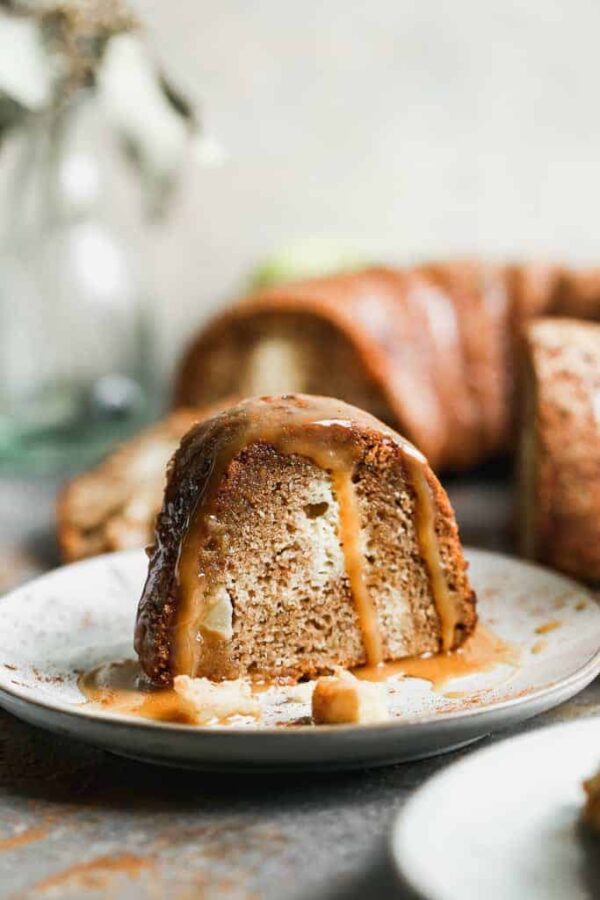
left=139, top=0, right=600, bottom=371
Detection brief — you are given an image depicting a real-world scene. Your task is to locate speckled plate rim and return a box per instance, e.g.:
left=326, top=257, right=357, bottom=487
left=0, top=548, right=599, bottom=771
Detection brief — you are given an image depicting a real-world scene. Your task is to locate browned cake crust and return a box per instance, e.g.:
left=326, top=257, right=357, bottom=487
left=135, top=394, right=476, bottom=686
left=175, top=268, right=457, bottom=469
left=518, top=318, right=600, bottom=580
left=419, top=260, right=515, bottom=459
left=506, top=262, right=562, bottom=328
left=174, top=260, right=594, bottom=473
left=555, top=268, right=600, bottom=320
left=57, top=406, right=230, bottom=562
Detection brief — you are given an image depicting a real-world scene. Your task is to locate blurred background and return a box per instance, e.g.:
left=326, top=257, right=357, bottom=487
left=2, top=0, right=600, bottom=474
left=142, top=0, right=600, bottom=372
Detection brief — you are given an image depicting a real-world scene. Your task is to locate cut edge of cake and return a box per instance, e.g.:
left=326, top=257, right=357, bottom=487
left=518, top=318, right=600, bottom=581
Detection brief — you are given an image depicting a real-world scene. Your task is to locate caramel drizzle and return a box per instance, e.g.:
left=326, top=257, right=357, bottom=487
left=354, top=625, right=518, bottom=691
left=405, top=455, right=458, bottom=652
left=332, top=469, right=383, bottom=666
left=176, top=552, right=206, bottom=678
left=79, top=660, right=198, bottom=725
left=173, top=396, right=458, bottom=676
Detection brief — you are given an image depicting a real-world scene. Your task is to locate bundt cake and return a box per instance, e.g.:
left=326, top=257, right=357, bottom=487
left=518, top=318, right=600, bottom=580
left=58, top=259, right=600, bottom=581
left=174, top=268, right=461, bottom=469
left=57, top=409, right=206, bottom=562
left=135, top=394, right=477, bottom=685
left=173, top=261, right=591, bottom=471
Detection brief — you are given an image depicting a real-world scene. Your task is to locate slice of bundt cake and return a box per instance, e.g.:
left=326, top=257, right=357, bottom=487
left=58, top=409, right=208, bottom=562
left=135, top=394, right=476, bottom=686
left=518, top=318, right=600, bottom=580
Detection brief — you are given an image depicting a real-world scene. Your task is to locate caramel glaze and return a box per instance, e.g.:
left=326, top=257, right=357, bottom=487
left=332, top=468, right=383, bottom=666
left=405, top=454, right=457, bottom=651
left=354, top=624, right=518, bottom=692
left=135, top=394, right=466, bottom=685
left=81, top=659, right=266, bottom=726
left=79, top=660, right=197, bottom=724
left=82, top=625, right=513, bottom=723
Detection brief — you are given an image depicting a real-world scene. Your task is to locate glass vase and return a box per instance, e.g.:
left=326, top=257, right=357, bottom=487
left=0, top=100, right=155, bottom=474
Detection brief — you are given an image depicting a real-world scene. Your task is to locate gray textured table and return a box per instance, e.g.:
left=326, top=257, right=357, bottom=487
left=0, top=474, right=598, bottom=900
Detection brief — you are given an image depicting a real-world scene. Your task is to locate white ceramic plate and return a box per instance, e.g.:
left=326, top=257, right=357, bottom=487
left=0, top=548, right=598, bottom=772
left=392, top=717, right=600, bottom=900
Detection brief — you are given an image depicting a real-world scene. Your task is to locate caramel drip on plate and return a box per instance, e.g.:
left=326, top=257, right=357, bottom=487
left=405, top=455, right=457, bottom=651
left=354, top=625, right=518, bottom=691
left=82, top=626, right=516, bottom=723
left=172, top=395, right=456, bottom=676
left=79, top=661, right=197, bottom=724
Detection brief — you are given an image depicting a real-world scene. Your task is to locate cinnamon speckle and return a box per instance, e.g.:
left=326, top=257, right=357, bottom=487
left=26, top=852, right=156, bottom=894
left=0, top=825, right=49, bottom=851
left=535, top=620, right=562, bottom=635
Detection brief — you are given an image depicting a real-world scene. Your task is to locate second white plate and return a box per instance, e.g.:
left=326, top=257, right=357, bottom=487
left=0, top=548, right=598, bottom=771
left=392, top=717, right=600, bottom=900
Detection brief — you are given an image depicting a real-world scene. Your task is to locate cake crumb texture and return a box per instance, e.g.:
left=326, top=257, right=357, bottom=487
left=519, top=318, right=600, bottom=580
